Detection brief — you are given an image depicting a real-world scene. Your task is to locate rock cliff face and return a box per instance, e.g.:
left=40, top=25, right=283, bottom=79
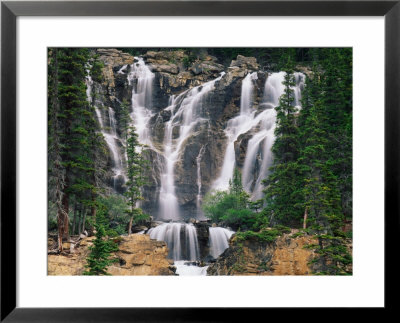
left=207, top=231, right=318, bottom=275
left=48, top=234, right=176, bottom=276
left=90, top=49, right=281, bottom=219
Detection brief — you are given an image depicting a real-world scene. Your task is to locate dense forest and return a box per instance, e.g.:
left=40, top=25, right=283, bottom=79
left=48, top=48, right=352, bottom=275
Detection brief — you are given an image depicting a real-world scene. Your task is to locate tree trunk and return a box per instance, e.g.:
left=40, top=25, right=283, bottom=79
left=78, top=206, right=84, bottom=235
left=50, top=48, right=67, bottom=253
left=81, top=209, right=87, bottom=234
left=128, top=217, right=133, bottom=235
left=61, top=173, right=70, bottom=241
left=303, top=207, right=308, bottom=229
left=72, top=201, right=78, bottom=235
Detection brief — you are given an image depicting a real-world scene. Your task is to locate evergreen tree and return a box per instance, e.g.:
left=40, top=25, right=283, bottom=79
left=125, top=126, right=149, bottom=234
left=263, top=55, right=304, bottom=226
left=118, top=99, right=131, bottom=141
left=84, top=205, right=118, bottom=275
left=319, top=48, right=353, bottom=220
left=203, top=168, right=255, bottom=231
left=295, top=54, right=352, bottom=275
left=48, top=48, right=68, bottom=251
left=48, top=48, right=106, bottom=250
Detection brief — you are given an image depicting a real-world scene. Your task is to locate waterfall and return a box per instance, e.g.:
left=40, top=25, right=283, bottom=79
left=158, top=73, right=225, bottom=221
left=127, top=57, right=155, bottom=148
left=213, top=71, right=305, bottom=200
left=212, top=72, right=259, bottom=191
left=148, top=223, right=200, bottom=261
left=85, top=70, right=126, bottom=191
left=242, top=72, right=305, bottom=199
left=108, top=107, right=117, bottom=136
left=209, top=227, right=235, bottom=259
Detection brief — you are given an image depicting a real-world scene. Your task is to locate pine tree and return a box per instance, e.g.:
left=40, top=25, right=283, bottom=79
left=48, top=48, right=68, bottom=251
left=319, top=48, right=353, bottom=219
left=48, top=48, right=105, bottom=250
left=229, top=168, right=250, bottom=210
left=84, top=205, right=118, bottom=275
left=125, top=126, right=149, bottom=234
left=263, top=55, right=304, bottom=226
left=296, top=55, right=352, bottom=275
left=118, top=99, right=131, bottom=141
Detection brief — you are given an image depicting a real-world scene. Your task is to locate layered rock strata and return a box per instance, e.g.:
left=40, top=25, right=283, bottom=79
left=48, top=234, right=176, bottom=276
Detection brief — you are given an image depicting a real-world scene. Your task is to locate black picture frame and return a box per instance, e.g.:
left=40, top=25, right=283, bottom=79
left=1, top=0, right=398, bottom=321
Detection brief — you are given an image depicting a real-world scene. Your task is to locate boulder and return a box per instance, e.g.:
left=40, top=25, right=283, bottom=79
left=230, top=55, right=259, bottom=71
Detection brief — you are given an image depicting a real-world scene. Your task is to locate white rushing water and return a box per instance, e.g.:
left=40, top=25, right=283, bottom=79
left=158, top=73, right=225, bottom=221
left=174, top=261, right=208, bottom=276
left=212, top=72, right=259, bottom=191
left=127, top=57, right=155, bottom=148
left=213, top=71, right=305, bottom=200
left=148, top=223, right=200, bottom=261
left=209, top=227, right=235, bottom=259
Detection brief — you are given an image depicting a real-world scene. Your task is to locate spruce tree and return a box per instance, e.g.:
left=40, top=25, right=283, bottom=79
left=125, top=126, right=149, bottom=234
left=118, top=99, right=131, bottom=141
left=84, top=205, right=118, bottom=275
left=296, top=54, right=352, bottom=275
left=263, top=54, right=304, bottom=226
left=48, top=48, right=106, bottom=250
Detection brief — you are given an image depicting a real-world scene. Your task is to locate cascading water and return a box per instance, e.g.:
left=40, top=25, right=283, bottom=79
left=158, top=73, right=225, bottom=221
left=85, top=70, right=126, bottom=191
left=213, top=71, right=305, bottom=200
left=212, top=72, right=259, bottom=191
left=209, top=227, right=235, bottom=259
left=148, top=222, right=233, bottom=276
left=127, top=57, right=155, bottom=148
left=91, top=55, right=305, bottom=275
left=242, top=72, right=305, bottom=199
left=148, top=223, right=200, bottom=261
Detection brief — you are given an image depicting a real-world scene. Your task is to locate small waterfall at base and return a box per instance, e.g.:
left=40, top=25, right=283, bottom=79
left=148, top=223, right=200, bottom=261
left=209, top=227, right=235, bottom=259
left=148, top=223, right=234, bottom=276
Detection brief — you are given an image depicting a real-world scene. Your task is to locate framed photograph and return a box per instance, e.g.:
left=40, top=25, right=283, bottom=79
left=1, top=0, right=398, bottom=321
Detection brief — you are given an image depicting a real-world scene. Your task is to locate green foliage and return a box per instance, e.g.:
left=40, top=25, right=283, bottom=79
left=235, top=225, right=291, bottom=243
left=263, top=67, right=304, bottom=226
left=202, top=168, right=255, bottom=230
left=182, top=51, right=197, bottom=68
left=97, top=194, right=129, bottom=235
left=90, top=55, right=104, bottom=83
left=235, top=229, right=278, bottom=243
left=84, top=206, right=118, bottom=275
left=118, top=99, right=131, bottom=141
left=125, top=126, right=150, bottom=233
left=48, top=48, right=106, bottom=245
left=261, top=48, right=353, bottom=274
